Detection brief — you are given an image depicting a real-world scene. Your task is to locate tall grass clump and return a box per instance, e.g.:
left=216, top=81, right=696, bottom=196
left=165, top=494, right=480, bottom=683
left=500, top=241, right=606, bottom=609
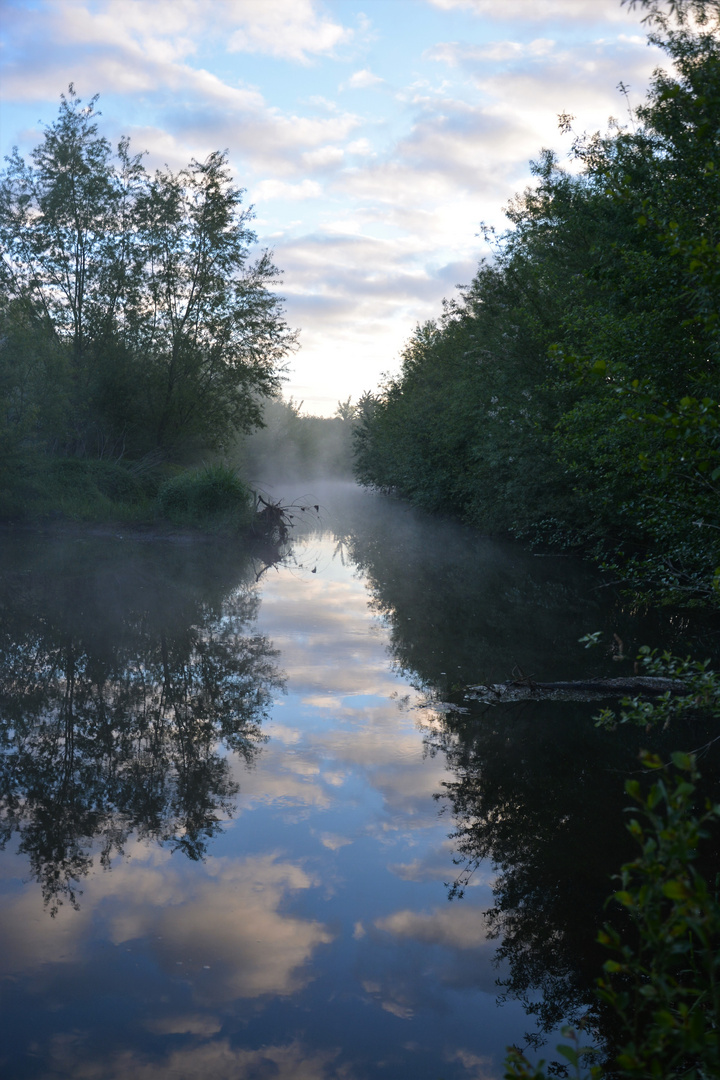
left=156, top=464, right=253, bottom=529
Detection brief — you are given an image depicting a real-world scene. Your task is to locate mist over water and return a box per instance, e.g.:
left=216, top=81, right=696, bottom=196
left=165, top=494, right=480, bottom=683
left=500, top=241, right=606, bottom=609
left=235, top=399, right=356, bottom=488
left=1, top=483, right=716, bottom=1079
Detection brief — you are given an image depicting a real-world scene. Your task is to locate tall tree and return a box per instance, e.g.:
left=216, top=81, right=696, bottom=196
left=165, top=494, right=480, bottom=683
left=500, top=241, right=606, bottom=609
left=0, top=87, right=295, bottom=459
left=131, top=151, right=292, bottom=453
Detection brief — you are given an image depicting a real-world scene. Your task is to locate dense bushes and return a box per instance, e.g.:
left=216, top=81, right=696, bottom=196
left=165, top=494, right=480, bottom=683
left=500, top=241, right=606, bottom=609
left=505, top=745, right=720, bottom=1080
left=156, top=465, right=253, bottom=528
left=0, top=455, right=157, bottom=522
left=0, top=453, right=255, bottom=533
left=355, top=9, right=720, bottom=605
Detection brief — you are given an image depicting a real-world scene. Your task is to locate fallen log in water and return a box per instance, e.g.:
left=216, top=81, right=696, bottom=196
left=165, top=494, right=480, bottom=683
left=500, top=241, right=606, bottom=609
left=465, top=676, right=687, bottom=704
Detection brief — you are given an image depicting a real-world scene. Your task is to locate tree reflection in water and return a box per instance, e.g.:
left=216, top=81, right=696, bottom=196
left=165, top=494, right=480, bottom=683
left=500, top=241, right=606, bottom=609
left=325, top=490, right=720, bottom=1051
left=325, top=488, right=706, bottom=694
left=426, top=701, right=720, bottom=1056
left=425, top=703, right=639, bottom=1042
left=0, top=534, right=283, bottom=914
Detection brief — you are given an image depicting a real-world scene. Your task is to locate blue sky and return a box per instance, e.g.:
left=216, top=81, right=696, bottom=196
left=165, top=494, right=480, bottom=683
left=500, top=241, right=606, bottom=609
left=1, top=0, right=665, bottom=414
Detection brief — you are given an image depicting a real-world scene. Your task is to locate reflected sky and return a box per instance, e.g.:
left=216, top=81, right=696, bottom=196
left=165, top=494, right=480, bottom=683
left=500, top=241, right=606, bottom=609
left=3, top=488, right=680, bottom=1079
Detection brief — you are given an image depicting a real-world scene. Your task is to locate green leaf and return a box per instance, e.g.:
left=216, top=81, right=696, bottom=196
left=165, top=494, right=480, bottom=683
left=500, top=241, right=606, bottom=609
left=662, top=880, right=688, bottom=900
left=556, top=1045, right=579, bottom=1067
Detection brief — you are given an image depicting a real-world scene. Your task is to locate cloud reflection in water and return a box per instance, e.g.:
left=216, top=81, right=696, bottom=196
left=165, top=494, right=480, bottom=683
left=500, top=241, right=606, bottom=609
left=0, top=514, right=525, bottom=1080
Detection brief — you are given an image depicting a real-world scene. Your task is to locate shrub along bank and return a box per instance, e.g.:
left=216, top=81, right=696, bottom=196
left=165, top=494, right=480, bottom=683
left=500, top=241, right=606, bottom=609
left=0, top=457, right=257, bottom=535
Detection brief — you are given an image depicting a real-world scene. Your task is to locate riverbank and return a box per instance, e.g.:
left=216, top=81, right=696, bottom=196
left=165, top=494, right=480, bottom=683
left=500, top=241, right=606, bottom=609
left=0, top=457, right=278, bottom=539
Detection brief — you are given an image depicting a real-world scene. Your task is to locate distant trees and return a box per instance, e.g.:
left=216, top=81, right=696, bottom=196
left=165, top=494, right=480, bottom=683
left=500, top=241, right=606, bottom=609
left=355, top=8, right=720, bottom=603
left=237, top=395, right=357, bottom=481
left=0, top=86, right=295, bottom=464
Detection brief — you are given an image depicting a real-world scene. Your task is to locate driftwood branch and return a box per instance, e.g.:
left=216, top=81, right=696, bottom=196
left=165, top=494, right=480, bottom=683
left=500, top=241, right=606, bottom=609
left=465, top=676, right=687, bottom=704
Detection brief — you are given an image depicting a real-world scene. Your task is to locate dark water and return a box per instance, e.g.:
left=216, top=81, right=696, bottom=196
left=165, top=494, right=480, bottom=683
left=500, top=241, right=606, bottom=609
left=0, top=483, right=716, bottom=1079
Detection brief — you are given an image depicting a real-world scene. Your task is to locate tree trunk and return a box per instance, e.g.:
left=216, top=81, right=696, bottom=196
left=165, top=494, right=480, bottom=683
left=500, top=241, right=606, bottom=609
left=464, top=676, right=686, bottom=704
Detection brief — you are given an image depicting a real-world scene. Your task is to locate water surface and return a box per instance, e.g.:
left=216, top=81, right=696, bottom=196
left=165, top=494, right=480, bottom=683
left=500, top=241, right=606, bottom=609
left=0, top=483, right=710, bottom=1079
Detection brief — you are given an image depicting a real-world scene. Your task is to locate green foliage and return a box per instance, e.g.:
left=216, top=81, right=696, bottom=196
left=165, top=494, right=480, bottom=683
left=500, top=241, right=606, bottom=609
left=355, top=12, right=720, bottom=605
left=0, top=451, right=256, bottom=532
left=594, top=647, right=720, bottom=732
left=502, top=746, right=720, bottom=1079
left=128, top=150, right=294, bottom=454
left=0, top=86, right=295, bottom=507
left=623, top=0, right=719, bottom=26
left=0, top=453, right=160, bottom=523
left=505, top=1025, right=600, bottom=1080
left=156, top=464, right=253, bottom=528
left=597, top=751, right=720, bottom=1078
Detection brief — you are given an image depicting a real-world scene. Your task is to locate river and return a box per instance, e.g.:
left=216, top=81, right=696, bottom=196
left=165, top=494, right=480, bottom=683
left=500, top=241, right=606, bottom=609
left=0, top=482, right=715, bottom=1079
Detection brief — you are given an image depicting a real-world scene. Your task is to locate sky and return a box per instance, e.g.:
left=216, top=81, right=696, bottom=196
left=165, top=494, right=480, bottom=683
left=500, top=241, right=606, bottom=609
left=0, top=0, right=668, bottom=415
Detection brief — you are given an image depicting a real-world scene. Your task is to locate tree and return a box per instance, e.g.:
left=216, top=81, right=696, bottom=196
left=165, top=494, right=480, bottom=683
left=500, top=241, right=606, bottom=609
left=0, top=86, right=295, bottom=459
left=0, top=87, right=143, bottom=454
left=130, top=151, right=294, bottom=453
left=354, top=7, right=720, bottom=603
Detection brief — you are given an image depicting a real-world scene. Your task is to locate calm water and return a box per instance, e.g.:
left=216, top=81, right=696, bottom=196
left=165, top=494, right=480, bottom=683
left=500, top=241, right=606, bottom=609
left=0, top=483, right=713, bottom=1079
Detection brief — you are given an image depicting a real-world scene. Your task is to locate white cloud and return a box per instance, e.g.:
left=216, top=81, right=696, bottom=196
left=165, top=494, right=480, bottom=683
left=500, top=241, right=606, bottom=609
left=344, top=68, right=384, bottom=90
left=0, top=848, right=333, bottom=1004
left=319, top=832, right=353, bottom=850
left=226, top=0, right=353, bottom=63
left=0, top=0, right=666, bottom=414
left=139, top=855, right=333, bottom=1002
left=1, top=2, right=360, bottom=176
left=2, top=1, right=202, bottom=100
left=466, top=42, right=663, bottom=131
left=46, top=1037, right=352, bottom=1080
left=254, top=178, right=323, bottom=202
left=447, top=1048, right=497, bottom=1080
left=302, top=145, right=346, bottom=170
left=389, top=838, right=464, bottom=882
left=346, top=137, right=374, bottom=155
left=143, top=1014, right=222, bottom=1036
left=3, top=0, right=354, bottom=95
left=427, top=38, right=556, bottom=65
left=99, top=102, right=359, bottom=183
left=381, top=999, right=415, bottom=1019
left=426, top=0, right=633, bottom=21
left=227, top=538, right=452, bottom=825
left=375, top=904, right=491, bottom=950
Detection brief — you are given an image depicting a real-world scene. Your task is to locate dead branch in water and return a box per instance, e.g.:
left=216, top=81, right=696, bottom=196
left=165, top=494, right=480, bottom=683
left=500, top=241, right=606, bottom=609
left=249, top=495, right=323, bottom=580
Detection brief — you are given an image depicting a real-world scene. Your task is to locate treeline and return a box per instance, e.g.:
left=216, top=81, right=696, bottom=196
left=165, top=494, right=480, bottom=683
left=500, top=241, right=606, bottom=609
left=236, top=396, right=357, bottom=483
left=355, top=6, right=720, bottom=605
left=0, top=87, right=295, bottom=522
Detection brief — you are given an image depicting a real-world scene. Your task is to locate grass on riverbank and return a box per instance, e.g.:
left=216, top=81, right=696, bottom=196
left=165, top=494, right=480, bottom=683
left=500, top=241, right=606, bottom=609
left=0, top=456, right=256, bottom=533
